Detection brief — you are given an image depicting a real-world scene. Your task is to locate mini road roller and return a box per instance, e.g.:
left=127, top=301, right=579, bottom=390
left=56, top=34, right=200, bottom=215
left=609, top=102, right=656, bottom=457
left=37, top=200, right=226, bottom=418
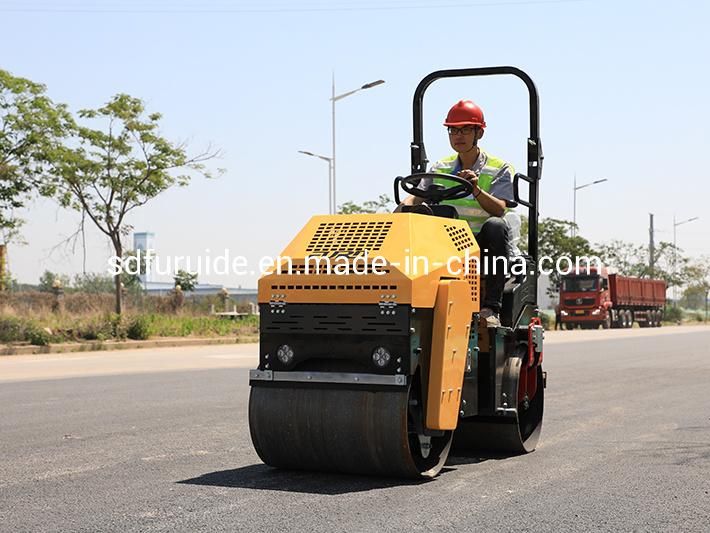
left=249, top=66, right=545, bottom=478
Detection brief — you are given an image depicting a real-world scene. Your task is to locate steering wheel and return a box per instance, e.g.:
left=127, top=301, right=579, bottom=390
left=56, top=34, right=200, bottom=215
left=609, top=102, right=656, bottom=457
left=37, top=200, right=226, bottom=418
left=397, top=173, right=474, bottom=204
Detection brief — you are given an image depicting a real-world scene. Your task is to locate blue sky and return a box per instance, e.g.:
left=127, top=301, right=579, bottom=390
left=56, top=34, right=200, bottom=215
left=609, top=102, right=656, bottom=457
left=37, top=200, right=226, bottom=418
left=2, top=0, right=708, bottom=287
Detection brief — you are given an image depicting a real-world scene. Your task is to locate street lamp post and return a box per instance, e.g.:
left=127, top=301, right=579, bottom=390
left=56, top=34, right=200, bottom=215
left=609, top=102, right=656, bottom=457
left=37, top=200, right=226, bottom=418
left=573, top=174, right=608, bottom=237
left=672, top=215, right=699, bottom=304
left=330, top=76, right=385, bottom=214
left=298, top=150, right=333, bottom=214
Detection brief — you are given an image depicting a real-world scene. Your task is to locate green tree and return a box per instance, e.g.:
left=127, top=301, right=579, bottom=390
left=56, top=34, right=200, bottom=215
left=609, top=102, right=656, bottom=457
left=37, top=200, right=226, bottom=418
left=681, top=285, right=706, bottom=310
left=72, top=272, right=114, bottom=293
left=595, top=239, right=647, bottom=277
left=521, top=218, right=598, bottom=298
left=173, top=269, right=198, bottom=292
left=38, top=270, right=71, bottom=292
left=3, top=272, right=19, bottom=292
left=0, top=69, right=72, bottom=230
left=53, top=94, right=221, bottom=314
left=680, top=257, right=710, bottom=317
left=338, top=194, right=393, bottom=214
left=596, top=239, right=686, bottom=288
left=119, top=249, right=148, bottom=292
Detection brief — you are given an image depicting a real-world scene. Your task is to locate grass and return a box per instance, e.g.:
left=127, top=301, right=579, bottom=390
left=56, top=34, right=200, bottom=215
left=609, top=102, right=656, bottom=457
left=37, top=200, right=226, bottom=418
left=0, top=312, right=258, bottom=345
left=0, top=291, right=258, bottom=345
left=136, top=313, right=259, bottom=339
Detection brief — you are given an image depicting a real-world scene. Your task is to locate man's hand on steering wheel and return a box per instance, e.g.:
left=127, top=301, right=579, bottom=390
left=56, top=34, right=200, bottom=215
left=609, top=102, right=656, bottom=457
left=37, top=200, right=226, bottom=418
left=457, top=169, right=481, bottom=196
left=397, top=172, right=474, bottom=204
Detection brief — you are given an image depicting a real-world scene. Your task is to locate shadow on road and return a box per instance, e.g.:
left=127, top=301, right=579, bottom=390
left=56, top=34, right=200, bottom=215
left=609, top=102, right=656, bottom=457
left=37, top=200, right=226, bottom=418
left=178, top=464, right=452, bottom=495
left=445, top=452, right=512, bottom=466
left=179, top=454, right=509, bottom=495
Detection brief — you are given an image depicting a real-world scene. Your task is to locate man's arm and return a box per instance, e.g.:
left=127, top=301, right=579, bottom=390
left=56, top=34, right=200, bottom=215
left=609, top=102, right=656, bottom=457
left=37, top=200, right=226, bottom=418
left=400, top=194, right=425, bottom=207
left=472, top=186, right=506, bottom=217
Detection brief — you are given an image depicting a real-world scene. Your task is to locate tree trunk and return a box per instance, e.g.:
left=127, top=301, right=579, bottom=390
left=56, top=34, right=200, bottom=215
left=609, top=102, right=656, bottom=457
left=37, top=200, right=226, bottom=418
left=112, top=237, right=123, bottom=315
left=0, top=244, right=6, bottom=291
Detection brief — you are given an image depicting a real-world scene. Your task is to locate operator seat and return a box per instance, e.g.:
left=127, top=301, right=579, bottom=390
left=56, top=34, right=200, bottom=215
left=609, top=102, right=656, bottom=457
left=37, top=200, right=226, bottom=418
left=398, top=203, right=459, bottom=219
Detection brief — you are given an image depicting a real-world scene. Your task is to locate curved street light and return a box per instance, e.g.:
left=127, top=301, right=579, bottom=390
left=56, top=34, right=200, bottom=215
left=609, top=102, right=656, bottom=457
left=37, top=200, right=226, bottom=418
left=330, top=77, right=385, bottom=214
left=573, top=175, right=608, bottom=237
left=298, top=150, right=333, bottom=214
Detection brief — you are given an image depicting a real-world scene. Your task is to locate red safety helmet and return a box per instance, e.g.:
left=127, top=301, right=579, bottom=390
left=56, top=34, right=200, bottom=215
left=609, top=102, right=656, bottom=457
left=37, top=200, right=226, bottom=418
left=443, top=100, right=486, bottom=128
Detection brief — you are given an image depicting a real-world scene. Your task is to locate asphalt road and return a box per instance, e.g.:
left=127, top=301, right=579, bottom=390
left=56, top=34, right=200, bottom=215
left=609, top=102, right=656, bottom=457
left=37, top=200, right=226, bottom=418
left=1, top=327, right=709, bottom=532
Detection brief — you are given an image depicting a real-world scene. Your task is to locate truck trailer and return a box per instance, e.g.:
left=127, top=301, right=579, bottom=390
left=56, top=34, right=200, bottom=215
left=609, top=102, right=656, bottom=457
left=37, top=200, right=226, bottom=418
left=559, top=269, right=666, bottom=329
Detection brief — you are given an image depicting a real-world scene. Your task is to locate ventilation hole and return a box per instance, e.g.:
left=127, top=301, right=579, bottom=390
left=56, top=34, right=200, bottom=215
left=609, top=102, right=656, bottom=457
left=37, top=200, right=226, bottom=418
left=306, top=221, right=392, bottom=255
left=445, top=224, right=475, bottom=252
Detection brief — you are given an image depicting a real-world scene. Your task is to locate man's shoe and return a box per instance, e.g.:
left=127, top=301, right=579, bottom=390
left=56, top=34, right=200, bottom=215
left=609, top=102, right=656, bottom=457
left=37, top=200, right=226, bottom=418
left=480, top=307, right=501, bottom=328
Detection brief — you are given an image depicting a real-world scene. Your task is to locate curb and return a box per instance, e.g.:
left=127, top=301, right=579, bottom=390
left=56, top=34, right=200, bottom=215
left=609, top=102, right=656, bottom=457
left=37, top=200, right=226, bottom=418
left=0, top=336, right=258, bottom=356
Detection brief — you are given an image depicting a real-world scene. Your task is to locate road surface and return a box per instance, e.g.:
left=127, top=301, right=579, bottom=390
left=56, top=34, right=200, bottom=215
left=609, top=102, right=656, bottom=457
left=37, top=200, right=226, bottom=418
left=1, top=326, right=709, bottom=532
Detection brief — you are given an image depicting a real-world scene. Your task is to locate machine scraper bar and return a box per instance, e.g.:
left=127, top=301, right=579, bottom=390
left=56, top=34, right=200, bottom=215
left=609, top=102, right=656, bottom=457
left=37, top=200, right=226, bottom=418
left=250, top=369, right=408, bottom=386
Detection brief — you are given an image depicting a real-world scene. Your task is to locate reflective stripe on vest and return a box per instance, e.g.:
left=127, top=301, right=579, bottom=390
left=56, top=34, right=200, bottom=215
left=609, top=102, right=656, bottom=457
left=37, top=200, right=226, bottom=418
left=430, top=151, right=510, bottom=233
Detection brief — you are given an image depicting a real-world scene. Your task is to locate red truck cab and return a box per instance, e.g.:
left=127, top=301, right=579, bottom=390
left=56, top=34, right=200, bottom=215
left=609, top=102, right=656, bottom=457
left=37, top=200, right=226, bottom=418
left=559, top=268, right=612, bottom=329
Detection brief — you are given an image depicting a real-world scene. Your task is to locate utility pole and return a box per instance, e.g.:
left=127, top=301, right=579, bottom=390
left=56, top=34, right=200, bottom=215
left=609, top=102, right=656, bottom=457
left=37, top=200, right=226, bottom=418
left=649, top=213, right=655, bottom=278
left=331, top=73, right=336, bottom=215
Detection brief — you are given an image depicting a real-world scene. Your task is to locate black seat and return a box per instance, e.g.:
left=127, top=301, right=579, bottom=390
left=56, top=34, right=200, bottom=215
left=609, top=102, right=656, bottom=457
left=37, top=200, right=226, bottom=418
left=398, top=204, right=458, bottom=219
left=429, top=204, right=459, bottom=219
left=399, top=204, right=434, bottom=215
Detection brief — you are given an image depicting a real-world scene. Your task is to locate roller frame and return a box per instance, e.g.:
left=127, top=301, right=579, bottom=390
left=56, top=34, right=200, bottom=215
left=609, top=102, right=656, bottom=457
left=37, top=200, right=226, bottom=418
left=248, top=65, right=546, bottom=477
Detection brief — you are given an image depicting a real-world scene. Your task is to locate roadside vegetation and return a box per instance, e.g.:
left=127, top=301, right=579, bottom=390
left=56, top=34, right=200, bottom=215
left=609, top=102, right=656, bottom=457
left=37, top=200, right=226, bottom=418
left=0, top=290, right=258, bottom=346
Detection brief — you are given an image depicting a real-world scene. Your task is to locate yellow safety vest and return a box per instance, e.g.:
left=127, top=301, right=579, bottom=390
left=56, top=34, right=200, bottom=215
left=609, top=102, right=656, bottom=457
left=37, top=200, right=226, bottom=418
left=430, top=151, right=512, bottom=233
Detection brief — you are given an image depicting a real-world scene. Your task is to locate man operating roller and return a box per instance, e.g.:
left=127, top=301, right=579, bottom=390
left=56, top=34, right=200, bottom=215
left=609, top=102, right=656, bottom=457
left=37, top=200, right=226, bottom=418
left=400, top=99, right=516, bottom=327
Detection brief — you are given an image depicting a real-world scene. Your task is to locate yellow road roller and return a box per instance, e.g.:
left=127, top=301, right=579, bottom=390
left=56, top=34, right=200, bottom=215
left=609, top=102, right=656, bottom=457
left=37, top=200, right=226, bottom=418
left=249, top=66, right=545, bottom=478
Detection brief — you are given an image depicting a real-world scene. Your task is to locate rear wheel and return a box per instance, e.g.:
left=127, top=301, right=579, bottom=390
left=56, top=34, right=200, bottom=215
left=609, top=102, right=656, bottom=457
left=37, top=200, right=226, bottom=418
left=602, top=312, right=611, bottom=329
left=453, top=356, right=543, bottom=455
left=648, top=311, right=656, bottom=328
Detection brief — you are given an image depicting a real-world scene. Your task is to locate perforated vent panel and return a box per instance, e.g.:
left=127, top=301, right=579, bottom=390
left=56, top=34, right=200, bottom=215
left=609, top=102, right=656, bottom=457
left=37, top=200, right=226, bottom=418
left=306, top=221, right=392, bottom=256
left=465, top=258, right=479, bottom=301
left=445, top=224, right=474, bottom=252
left=276, top=263, right=391, bottom=275
left=271, top=283, right=397, bottom=291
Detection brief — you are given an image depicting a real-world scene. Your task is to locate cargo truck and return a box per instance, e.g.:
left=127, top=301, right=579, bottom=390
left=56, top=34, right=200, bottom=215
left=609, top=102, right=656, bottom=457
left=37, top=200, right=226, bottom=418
left=559, top=268, right=666, bottom=329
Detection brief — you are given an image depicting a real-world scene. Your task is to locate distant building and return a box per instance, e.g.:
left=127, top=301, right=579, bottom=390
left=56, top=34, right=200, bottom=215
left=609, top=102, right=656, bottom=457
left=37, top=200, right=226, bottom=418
left=143, top=281, right=257, bottom=305
left=132, top=231, right=257, bottom=304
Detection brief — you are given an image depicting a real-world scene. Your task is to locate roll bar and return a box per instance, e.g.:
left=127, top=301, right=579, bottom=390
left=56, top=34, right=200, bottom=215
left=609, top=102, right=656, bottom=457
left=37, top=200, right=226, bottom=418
left=410, top=66, right=543, bottom=274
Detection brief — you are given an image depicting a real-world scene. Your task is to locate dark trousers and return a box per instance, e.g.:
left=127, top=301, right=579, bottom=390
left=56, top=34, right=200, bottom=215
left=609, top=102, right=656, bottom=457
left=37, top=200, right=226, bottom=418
left=475, top=217, right=511, bottom=313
